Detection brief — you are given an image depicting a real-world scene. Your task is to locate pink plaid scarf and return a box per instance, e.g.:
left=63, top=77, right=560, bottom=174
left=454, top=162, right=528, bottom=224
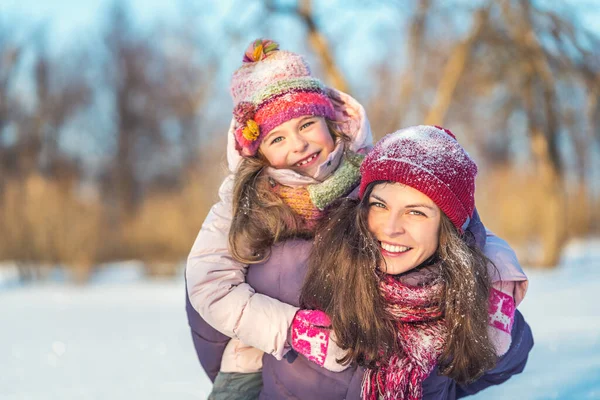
left=362, top=271, right=447, bottom=400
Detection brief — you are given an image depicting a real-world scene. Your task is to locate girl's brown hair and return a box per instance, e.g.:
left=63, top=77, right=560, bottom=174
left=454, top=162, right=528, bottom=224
left=300, top=181, right=497, bottom=383
left=229, top=119, right=350, bottom=264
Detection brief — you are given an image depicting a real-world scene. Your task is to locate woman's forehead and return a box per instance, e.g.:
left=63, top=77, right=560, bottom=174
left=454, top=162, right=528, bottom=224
left=371, top=182, right=437, bottom=208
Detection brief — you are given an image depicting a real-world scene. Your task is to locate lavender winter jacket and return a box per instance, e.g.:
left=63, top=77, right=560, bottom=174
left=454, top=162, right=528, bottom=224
left=186, top=234, right=533, bottom=399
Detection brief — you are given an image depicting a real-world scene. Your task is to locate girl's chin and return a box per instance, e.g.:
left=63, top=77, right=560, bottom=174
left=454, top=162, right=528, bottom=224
left=293, top=167, right=317, bottom=178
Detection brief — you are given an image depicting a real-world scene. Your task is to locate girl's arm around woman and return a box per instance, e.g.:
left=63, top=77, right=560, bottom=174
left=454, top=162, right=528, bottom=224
left=186, top=174, right=298, bottom=360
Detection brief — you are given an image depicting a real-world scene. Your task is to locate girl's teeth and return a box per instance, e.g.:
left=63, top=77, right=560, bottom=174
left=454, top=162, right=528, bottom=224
left=381, top=243, right=410, bottom=253
left=297, top=153, right=317, bottom=166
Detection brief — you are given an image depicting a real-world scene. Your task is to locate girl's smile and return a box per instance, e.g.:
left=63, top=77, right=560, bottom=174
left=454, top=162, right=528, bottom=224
left=294, top=151, right=321, bottom=168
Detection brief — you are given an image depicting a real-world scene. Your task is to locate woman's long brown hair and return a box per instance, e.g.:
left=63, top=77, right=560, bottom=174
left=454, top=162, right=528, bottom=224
left=300, top=181, right=497, bottom=383
left=228, top=119, right=350, bottom=264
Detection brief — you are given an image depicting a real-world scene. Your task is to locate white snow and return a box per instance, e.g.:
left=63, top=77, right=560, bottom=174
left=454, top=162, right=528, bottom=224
left=2, top=238, right=600, bottom=399
left=1, top=278, right=211, bottom=400
left=471, top=237, right=600, bottom=400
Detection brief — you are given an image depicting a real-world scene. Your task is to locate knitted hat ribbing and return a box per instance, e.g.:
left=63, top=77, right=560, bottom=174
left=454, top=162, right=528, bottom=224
left=358, top=125, right=478, bottom=233
left=230, top=39, right=336, bottom=156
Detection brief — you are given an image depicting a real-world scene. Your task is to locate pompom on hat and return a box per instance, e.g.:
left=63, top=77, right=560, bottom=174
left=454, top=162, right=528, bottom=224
left=230, top=39, right=336, bottom=156
left=358, top=125, right=478, bottom=233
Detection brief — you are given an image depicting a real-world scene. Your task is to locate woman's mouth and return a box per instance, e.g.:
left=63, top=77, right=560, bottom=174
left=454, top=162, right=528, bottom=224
left=295, top=152, right=320, bottom=167
left=380, top=242, right=412, bottom=256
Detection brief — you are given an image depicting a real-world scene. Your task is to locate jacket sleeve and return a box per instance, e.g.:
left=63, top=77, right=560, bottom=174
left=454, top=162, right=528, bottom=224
left=484, top=231, right=529, bottom=306
left=456, top=309, right=534, bottom=397
left=484, top=231, right=529, bottom=356
left=488, top=281, right=516, bottom=356
left=185, top=174, right=299, bottom=359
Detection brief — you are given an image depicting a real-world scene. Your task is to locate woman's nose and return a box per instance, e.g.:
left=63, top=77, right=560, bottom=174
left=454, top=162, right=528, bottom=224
left=382, top=215, right=405, bottom=237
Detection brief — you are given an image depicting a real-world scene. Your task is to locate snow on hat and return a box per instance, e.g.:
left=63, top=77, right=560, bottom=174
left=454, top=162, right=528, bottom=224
left=230, top=39, right=336, bottom=156
left=358, top=125, right=478, bottom=233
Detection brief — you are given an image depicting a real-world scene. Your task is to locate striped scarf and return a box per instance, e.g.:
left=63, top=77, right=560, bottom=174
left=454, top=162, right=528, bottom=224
left=362, top=272, right=447, bottom=400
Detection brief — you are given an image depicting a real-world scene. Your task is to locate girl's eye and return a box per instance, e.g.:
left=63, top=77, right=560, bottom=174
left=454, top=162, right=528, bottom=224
left=299, top=121, right=314, bottom=130
left=271, top=136, right=284, bottom=144
left=369, top=202, right=386, bottom=209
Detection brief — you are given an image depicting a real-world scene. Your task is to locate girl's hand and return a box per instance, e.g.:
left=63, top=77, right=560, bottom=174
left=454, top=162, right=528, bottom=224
left=488, top=282, right=516, bottom=356
left=290, top=309, right=350, bottom=372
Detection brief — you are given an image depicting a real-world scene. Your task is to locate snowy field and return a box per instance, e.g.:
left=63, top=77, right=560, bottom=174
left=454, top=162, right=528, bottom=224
left=2, top=239, right=600, bottom=400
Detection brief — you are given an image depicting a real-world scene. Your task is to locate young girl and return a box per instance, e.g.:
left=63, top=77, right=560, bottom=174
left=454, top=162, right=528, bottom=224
left=185, top=38, right=374, bottom=398
left=299, top=125, right=533, bottom=399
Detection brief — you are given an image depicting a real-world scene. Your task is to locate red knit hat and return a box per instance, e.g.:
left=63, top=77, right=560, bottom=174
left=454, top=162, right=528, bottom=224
left=358, top=125, right=478, bottom=233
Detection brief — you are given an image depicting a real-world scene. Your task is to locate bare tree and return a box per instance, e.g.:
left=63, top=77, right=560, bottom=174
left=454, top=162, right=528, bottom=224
left=384, top=0, right=432, bottom=133
left=264, top=0, right=350, bottom=93
left=424, top=3, right=491, bottom=126
left=0, top=31, right=23, bottom=193
left=103, top=4, right=164, bottom=217
left=102, top=3, right=219, bottom=217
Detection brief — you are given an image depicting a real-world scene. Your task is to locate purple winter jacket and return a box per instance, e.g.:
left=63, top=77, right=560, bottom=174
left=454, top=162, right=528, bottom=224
left=185, top=239, right=365, bottom=399
left=185, top=214, right=534, bottom=399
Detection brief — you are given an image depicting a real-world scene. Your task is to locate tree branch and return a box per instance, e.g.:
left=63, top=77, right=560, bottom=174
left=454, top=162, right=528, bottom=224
left=424, top=3, right=490, bottom=125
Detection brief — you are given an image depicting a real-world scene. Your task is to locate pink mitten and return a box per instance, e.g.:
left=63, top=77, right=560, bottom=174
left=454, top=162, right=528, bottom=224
left=290, top=309, right=349, bottom=372
left=488, top=283, right=516, bottom=356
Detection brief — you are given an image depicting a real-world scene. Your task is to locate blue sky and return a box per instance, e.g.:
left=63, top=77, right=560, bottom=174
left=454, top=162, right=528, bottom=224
left=0, top=0, right=189, bottom=52
left=0, top=0, right=173, bottom=35
left=2, top=0, right=598, bottom=76
left=2, top=0, right=598, bottom=35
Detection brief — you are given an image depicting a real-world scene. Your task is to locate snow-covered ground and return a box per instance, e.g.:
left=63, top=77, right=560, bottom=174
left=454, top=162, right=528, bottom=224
left=471, top=238, right=600, bottom=400
left=2, top=239, right=600, bottom=399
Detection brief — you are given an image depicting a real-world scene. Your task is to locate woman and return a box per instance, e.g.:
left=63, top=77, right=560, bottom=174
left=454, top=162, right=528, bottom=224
left=299, top=125, right=532, bottom=399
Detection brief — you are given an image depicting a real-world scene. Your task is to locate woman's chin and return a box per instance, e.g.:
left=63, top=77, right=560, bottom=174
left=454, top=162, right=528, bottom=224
left=380, top=261, right=418, bottom=276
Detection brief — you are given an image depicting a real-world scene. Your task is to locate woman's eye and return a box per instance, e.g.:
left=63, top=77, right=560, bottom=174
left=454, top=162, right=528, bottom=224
left=271, top=136, right=284, bottom=144
left=408, top=210, right=426, bottom=216
left=300, top=121, right=314, bottom=130
left=369, top=202, right=386, bottom=209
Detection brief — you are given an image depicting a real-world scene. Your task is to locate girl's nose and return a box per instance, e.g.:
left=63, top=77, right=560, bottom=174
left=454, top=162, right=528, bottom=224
left=290, top=132, right=308, bottom=152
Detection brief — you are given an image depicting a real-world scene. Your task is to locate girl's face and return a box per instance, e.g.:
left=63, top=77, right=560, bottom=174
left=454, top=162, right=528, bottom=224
left=367, top=182, right=441, bottom=275
left=259, top=116, right=335, bottom=178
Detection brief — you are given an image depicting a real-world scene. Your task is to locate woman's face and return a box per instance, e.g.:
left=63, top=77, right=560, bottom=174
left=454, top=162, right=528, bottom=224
left=258, top=116, right=335, bottom=178
left=367, top=182, right=441, bottom=275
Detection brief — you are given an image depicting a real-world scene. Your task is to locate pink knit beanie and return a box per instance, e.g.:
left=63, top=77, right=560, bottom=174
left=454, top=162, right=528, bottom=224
left=358, top=125, right=478, bottom=233
left=230, top=39, right=336, bottom=156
